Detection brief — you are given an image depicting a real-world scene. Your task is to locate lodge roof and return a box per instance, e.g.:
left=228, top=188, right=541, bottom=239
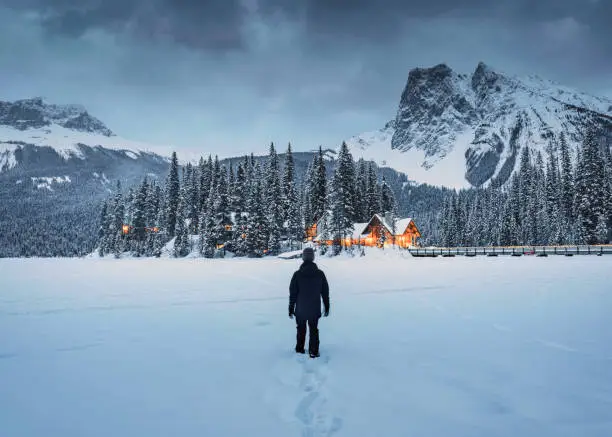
left=313, top=214, right=420, bottom=241
left=372, top=214, right=418, bottom=237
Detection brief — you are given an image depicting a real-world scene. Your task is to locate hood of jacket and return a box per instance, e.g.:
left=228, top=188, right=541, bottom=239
left=299, top=261, right=319, bottom=276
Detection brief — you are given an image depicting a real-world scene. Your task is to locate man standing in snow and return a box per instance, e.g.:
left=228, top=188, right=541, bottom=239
left=289, top=247, right=330, bottom=358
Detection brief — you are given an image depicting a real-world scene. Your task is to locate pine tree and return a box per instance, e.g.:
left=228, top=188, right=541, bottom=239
left=227, top=163, right=236, bottom=212
left=109, top=181, right=125, bottom=257
left=173, top=189, right=190, bottom=258
left=199, top=194, right=216, bottom=258
left=199, top=156, right=213, bottom=213
left=366, top=162, right=381, bottom=218
left=165, top=151, right=181, bottom=237
left=355, top=159, right=369, bottom=222
left=131, top=178, right=149, bottom=255
left=266, top=143, right=283, bottom=255
left=559, top=133, right=575, bottom=223
left=235, top=161, right=247, bottom=214
left=310, top=147, right=327, bottom=224
left=283, top=143, right=302, bottom=250
left=152, top=198, right=166, bottom=257
left=246, top=168, right=268, bottom=257
left=303, top=161, right=315, bottom=228
left=576, top=129, right=608, bottom=244
left=97, top=201, right=109, bottom=256
left=380, top=177, right=397, bottom=215
left=328, top=142, right=357, bottom=252
left=533, top=152, right=548, bottom=244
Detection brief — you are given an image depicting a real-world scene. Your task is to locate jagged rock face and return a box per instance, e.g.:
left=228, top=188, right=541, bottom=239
left=354, top=62, right=612, bottom=188
left=0, top=97, right=114, bottom=136
left=392, top=64, right=477, bottom=162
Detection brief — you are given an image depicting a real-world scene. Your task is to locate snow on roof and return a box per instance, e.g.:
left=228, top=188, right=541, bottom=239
left=351, top=223, right=369, bottom=240
left=372, top=214, right=416, bottom=236
left=394, top=218, right=415, bottom=234
left=312, top=216, right=417, bottom=241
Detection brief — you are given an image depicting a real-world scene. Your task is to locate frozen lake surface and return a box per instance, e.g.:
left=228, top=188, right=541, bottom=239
left=1, top=253, right=611, bottom=436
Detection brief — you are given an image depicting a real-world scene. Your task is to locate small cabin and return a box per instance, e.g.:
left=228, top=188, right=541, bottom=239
left=310, top=214, right=421, bottom=248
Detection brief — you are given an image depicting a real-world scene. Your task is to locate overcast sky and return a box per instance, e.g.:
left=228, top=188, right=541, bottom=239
left=1, top=0, right=611, bottom=157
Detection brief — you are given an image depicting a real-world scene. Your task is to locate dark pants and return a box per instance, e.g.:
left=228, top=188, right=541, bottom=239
left=296, top=317, right=319, bottom=354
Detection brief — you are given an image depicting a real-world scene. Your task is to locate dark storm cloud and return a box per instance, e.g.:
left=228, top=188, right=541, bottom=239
left=2, top=0, right=610, bottom=61
left=1, top=0, right=247, bottom=51
left=263, top=0, right=610, bottom=47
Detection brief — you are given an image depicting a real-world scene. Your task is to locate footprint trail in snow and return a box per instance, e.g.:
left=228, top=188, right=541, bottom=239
left=294, top=354, right=343, bottom=437
left=266, top=352, right=343, bottom=437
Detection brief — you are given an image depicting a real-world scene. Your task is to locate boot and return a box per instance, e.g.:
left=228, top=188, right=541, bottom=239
left=308, top=325, right=320, bottom=358
left=295, top=320, right=306, bottom=354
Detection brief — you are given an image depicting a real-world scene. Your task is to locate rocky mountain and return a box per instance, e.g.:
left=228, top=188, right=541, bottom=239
left=1, top=97, right=113, bottom=136
left=0, top=98, right=172, bottom=257
left=347, top=62, right=612, bottom=188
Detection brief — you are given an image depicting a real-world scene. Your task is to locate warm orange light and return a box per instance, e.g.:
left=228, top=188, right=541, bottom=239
left=122, top=225, right=130, bottom=234
left=225, top=225, right=232, bottom=231
left=216, top=244, right=225, bottom=249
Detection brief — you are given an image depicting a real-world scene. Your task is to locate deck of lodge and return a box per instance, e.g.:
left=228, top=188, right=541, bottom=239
left=409, top=245, right=612, bottom=257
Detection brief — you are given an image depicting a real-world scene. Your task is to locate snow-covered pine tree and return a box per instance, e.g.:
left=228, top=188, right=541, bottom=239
left=559, top=133, right=575, bottom=225
left=462, top=192, right=476, bottom=246
left=281, top=143, right=294, bottom=221
left=575, top=128, right=608, bottom=244
left=265, top=143, right=283, bottom=255
left=545, top=147, right=564, bottom=244
left=517, top=146, right=534, bottom=244
left=507, top=174, right=522, bottom=245
left=329, top=142, right=357, bottom=253
left=165, top=151, right=181, bottom=237
left=282, top=143, right=302, bottom=250
left=97, top=201, right=109, bottom=257
left=213, top=165, right=230, bottom=251
left=533, top=152, right=548, bottom=244
left=173, top=188, right=190, bottom=258
left=199, top=194, right=216, bottom=258
left=109, top=181, right=125, bottom=257
left=380, top=177, right=396, bottom=215
left=246, top=166, right=268, bottom=257
left=310, top=147, right=327, bottom=224
left=499, top=195, right=515, bottom=246
left=152, top=197, right=166, bottom=257
left=366, top=162, right=381, bottom=219
left=187, top=163, right=200, bottom=233
left=227, top=162, right=236, bottom=212
left=235, top=160, right=247, bottom=214
left=131, top=178, right=149, bottom=255
left=303, top=161, right=314, bottom=229
left=599, top=136, right=612, bottom=242
left=356, top=159, right=369, bottom=222
left=199, top=155, right=213, bottom=213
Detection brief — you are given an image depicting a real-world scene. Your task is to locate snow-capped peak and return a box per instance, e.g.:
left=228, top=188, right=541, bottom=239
left=347, top=62, right=612, bottom=188
left=0, top=97, right=115, bottom=136
left=0, top=97, right=178, bottom=170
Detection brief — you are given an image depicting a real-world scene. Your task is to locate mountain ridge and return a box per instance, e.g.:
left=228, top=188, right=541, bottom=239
left=347, top=62, right=612, bottom=188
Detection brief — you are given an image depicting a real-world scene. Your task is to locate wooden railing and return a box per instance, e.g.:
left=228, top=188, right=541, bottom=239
left=408, top=245, right=612, bottom=257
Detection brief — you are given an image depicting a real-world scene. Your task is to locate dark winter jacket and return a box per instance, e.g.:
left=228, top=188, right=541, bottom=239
left=289, top=261, right=330, bottom=320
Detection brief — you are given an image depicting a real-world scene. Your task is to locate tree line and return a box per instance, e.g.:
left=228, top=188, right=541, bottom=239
left=439, top=130, right=612, bottom=246
left=96, top=142, right=400, bottom=258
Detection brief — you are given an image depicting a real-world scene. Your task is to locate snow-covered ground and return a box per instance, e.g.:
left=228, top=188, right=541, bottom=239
left=1, top=252, right=611, bottom=437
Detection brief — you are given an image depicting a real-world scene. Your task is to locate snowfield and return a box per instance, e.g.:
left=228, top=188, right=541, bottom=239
left=1, top=252, right=611, bottom=437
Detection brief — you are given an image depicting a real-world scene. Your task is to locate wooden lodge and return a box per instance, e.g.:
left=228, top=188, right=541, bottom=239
left=307, top=213, right=421, bottom=249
